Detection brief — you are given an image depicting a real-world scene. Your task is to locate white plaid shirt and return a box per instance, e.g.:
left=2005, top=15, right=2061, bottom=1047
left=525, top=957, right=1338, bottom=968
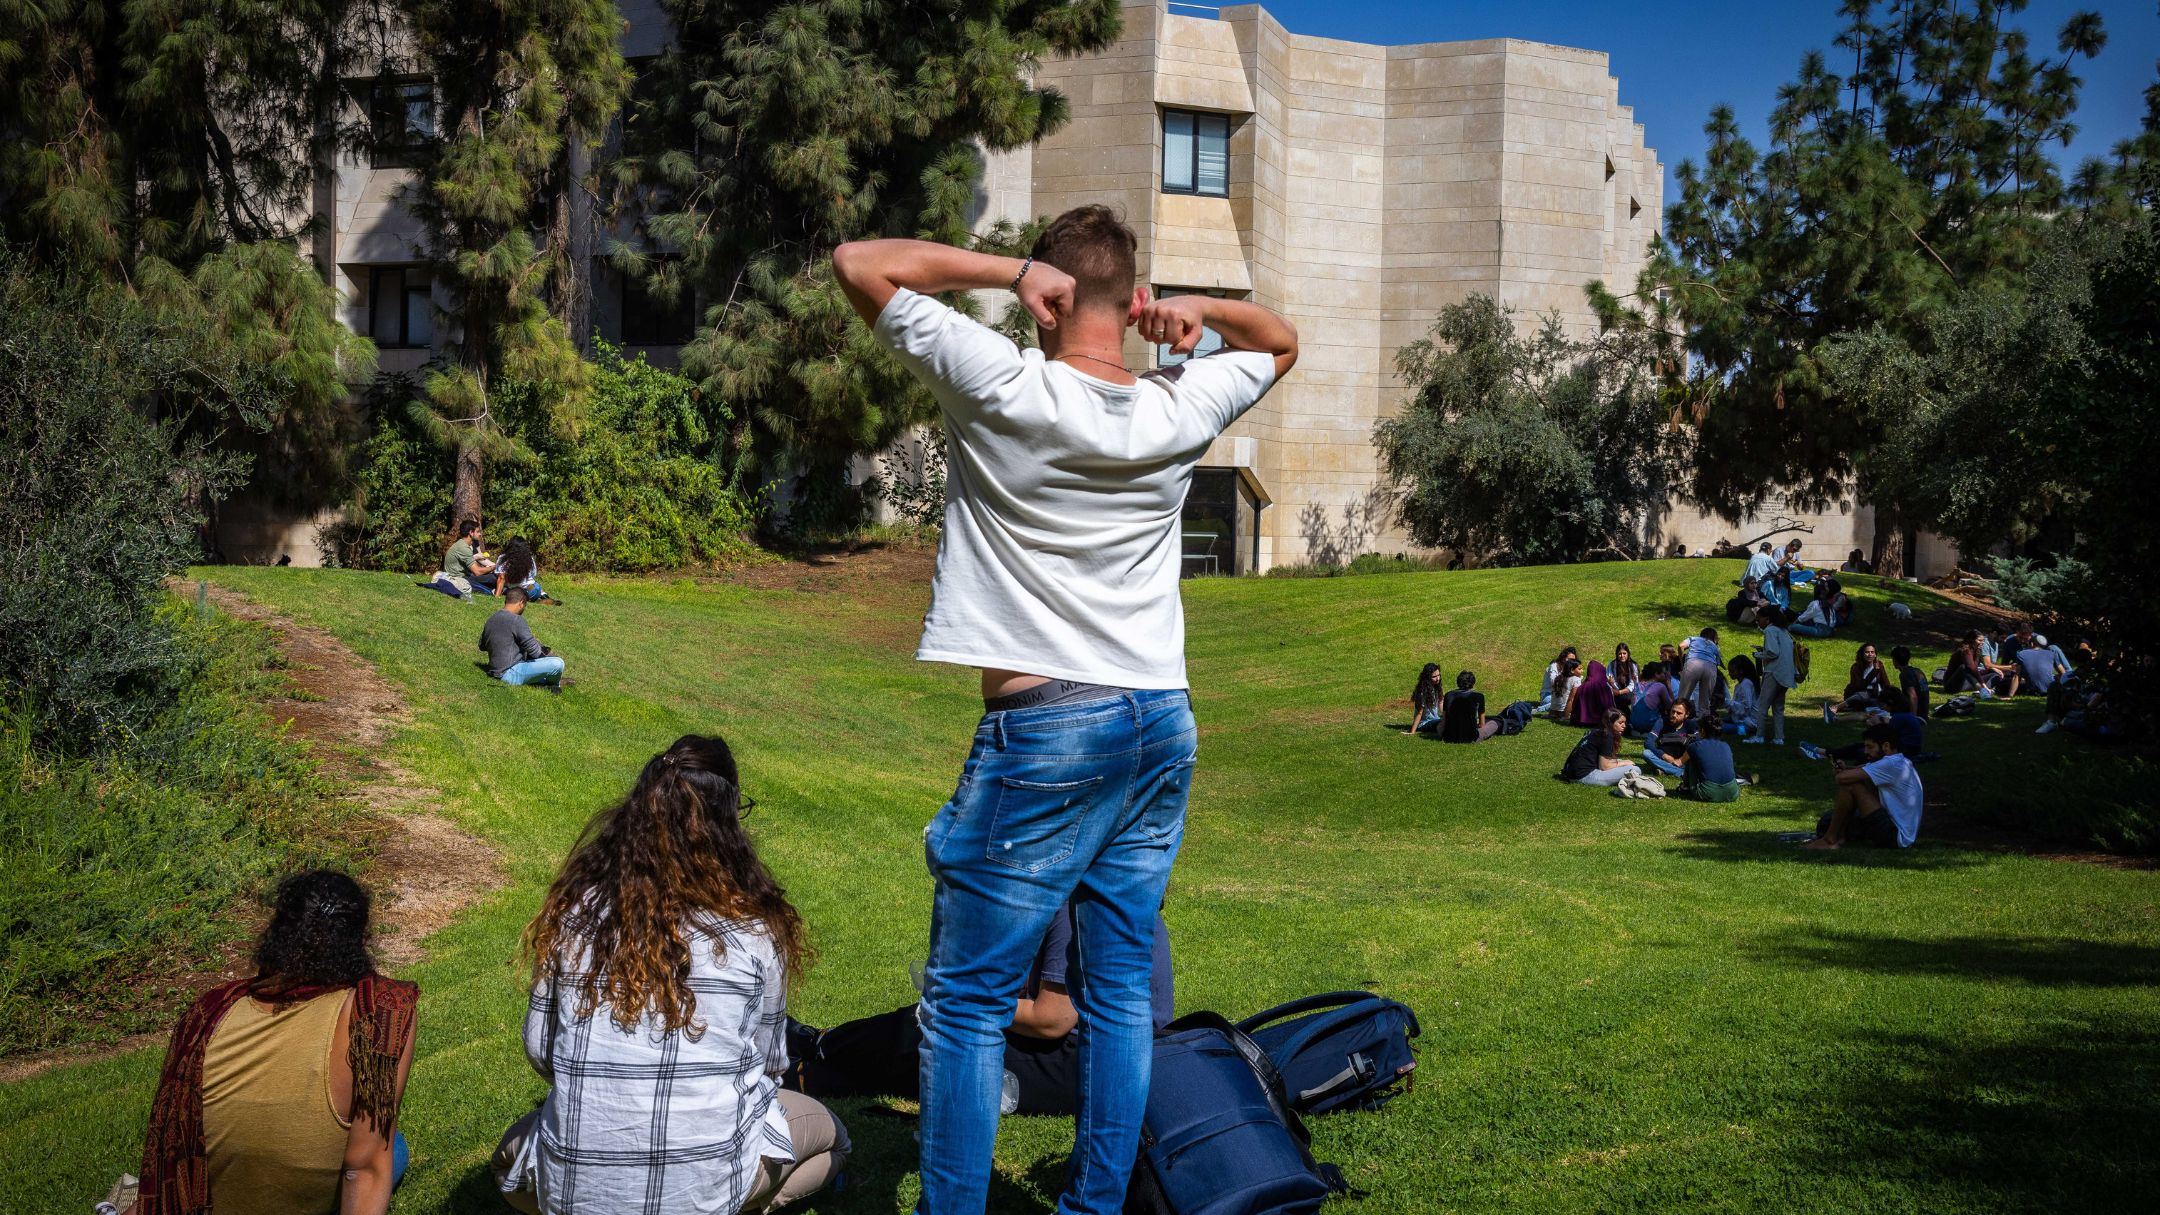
left=503, top=917, right=795, bottom=1214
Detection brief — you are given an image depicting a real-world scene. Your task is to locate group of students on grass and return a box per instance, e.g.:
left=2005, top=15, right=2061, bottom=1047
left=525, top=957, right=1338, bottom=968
left=111, top=208, right=1300, bottom=1215
left=416, top=518, right=575, bottom=692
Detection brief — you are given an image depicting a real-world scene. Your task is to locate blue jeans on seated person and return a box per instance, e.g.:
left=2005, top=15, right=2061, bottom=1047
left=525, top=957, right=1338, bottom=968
left=1642, top=748, right=1685, bottom=778
left=392, top=1130, right=409, bottom=1188
left=918, top=690, right=1195, bottom=1215
left=1789, top=621, right=1835, bottom=638
left=501, top=656, right=564, bottom=686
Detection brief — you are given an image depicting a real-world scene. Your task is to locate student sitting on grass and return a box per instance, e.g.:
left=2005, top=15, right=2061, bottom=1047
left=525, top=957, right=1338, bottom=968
left=1609, top=643, right=1640, bottom=707
left=1441, top=670, right=1503, bottom=742
left=1538, top=646, right=1579, bottom=713
left=1806, top=722, right=1924, bottom=850
left=1680, top=718, right=1742, bottom=802
left=1825, top=643, right=1893, bottom=720
left=431, top=517, right=499, bottom=599
left=1407, top=662, right=1445, bottom=735
left=1789, top=595, right=1839, bottom=638
left=1560, top=709, right=1639, bottom=787
left=1566, top=659, right=1616, bottom=727
left=1550, top=656, right=1585, bottom=721
left=480, top=589, right=567, bottom=691
left=1724, top=655, right=1760, bottom=736
left=1945, top=629, right=2020, bottom=697
left=1641, top=698, right=1700, bottom=778
left=785, top=900, right=1171, bottom=1117
left=495, top=735, right=848, bottom=1215
left=1890, top=645, right=1930, bottom=718
left=497, top=537, right=557, bottom=605
left=2037, top=639, right=2103, bottom=735
left=2009, top=622, right=2073, bottom=696
left=127, top=870, right=417, bottom=1215
left=1627, top=662, right=1673, bottom=735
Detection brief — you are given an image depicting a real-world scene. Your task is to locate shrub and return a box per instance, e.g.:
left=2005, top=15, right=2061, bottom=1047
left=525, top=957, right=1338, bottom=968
left=328, top=345, right=759, bottom=572
left=0, top=602, right=351, bottom=1054
left=0, top=260, right=268, bottom=750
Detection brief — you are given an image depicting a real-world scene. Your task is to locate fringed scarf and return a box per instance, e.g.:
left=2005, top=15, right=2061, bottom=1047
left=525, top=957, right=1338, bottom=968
left=135, top=973, right=419, bottom=1215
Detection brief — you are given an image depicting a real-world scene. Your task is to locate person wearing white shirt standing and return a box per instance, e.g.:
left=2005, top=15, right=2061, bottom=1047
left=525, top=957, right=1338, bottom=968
left=832, top=206, right=1296, bottom=1215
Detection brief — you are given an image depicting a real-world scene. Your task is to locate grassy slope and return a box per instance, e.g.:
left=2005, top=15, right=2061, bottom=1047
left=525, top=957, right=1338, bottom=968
left=3, top=560, right=2155, bottom=1213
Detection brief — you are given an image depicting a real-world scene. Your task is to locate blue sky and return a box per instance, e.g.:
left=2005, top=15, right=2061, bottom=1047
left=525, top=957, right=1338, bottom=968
left=1239, top=0, right=2160, bottom=214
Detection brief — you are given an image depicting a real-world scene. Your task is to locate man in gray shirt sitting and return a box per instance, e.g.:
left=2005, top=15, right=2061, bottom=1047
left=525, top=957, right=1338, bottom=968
left=479, top=589, right=567, bottom=690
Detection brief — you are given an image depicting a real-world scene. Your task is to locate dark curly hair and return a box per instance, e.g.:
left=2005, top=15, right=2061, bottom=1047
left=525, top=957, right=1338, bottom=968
left=250, top=869, right=375, bottom=997
left=522, top=734, right=811, bottom=1035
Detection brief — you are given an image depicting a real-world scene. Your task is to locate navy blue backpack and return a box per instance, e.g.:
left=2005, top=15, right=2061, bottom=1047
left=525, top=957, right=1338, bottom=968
left=1125, top=1013, right=1347, bottom=1215
left=1235, top=992, right=1421, bottom=1115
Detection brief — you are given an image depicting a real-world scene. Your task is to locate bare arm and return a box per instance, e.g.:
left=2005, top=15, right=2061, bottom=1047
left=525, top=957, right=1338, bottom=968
left=832, top=239, right=1073, bottom=331
left=1009, top=980, right=1078, bottom=1040
left=1141, top=294, right=1299, bottom=382
left=339, top=1012, right=417, bottom=1215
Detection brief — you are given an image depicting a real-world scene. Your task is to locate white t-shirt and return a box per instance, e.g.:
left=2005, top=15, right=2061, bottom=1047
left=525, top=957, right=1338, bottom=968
left=1863, top=752, right=1925, bottom=847
left=874, top=288, right=1278, bottom=688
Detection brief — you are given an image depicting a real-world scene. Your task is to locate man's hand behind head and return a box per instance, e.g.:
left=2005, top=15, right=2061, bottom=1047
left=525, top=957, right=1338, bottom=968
left=1016, top=261, right=1076, bottom=330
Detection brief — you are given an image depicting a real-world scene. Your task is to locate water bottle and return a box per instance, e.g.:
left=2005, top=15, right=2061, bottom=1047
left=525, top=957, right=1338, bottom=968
left=1000, top=1069, right=1020, bottom=1115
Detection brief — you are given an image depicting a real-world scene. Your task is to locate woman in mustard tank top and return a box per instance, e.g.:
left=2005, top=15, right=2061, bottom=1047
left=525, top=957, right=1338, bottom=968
left=126, top=871, right=419, bottom=1215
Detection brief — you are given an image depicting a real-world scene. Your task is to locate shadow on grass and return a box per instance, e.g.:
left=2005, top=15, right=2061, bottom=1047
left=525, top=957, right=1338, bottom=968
left=1780, top=1022, right=2160, bottom=1211
left=1750, top=928, right=2160, bottom=988
left=1665, top=829, right=1990, bottom=869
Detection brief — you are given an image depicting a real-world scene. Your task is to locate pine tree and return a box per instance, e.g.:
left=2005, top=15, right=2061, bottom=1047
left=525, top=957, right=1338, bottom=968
left=0, top=0, right=378, bottom=502
left=1615, top=1, right=2109, bottom=575
left=611, top=0, right=1121, bottom=530
left=393, top=0, right=629, bottom=529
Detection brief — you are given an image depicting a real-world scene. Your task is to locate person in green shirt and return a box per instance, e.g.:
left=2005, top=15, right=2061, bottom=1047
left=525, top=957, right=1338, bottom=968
left=438, top=518, right=500, bottom=597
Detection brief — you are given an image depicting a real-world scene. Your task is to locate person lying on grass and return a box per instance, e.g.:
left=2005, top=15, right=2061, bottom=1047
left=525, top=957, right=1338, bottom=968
left=479, top=589, right=568, bottom=691
left=783, top=899, right=1172, bottom=1117
left=125, top=870, right=417, bottom=1215
left=1806, top=723, right=1925, bottom=850
left=1561, top=709, right=1640, bottom=787
left=1678, top=717, right=1742, bottom=802
left=495, top=734, right=848, bottom=1215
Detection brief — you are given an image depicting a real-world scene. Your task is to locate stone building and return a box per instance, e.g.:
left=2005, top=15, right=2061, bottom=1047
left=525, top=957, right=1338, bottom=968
left=232, top=0, right=1952, bottom=576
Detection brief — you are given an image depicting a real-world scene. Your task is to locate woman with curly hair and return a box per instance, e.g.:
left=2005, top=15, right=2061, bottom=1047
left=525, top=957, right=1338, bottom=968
left=493, top=734, right=847, bottom=1215
left=1407, top=662, right=1445, bottom=734
left=128, top=870, right=417, bottom=1215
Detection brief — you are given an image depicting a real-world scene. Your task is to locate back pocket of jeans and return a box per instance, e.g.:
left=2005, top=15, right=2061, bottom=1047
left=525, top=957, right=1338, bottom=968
left=986, top=775, right=1104, bottom=874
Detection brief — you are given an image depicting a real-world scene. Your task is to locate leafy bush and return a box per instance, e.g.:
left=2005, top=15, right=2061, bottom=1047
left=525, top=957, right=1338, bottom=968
left=328, top=345, right=759, bottom=573
left=0, top=260, right=269, bottom=750
left=1, top=602, right=351, bottom=1054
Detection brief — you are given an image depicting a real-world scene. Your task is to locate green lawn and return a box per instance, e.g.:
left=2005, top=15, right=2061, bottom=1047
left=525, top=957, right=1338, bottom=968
left=4, top=559, right=2156, bottom=1213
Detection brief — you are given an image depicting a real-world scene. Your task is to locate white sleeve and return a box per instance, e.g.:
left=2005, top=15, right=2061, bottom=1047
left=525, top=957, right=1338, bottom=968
left=1150, top=349, right=1279, bottom=437
left=873, top=287, right=1030, bottom=417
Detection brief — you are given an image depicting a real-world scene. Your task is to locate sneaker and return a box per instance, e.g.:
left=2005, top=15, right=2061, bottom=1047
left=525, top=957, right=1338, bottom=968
left=1822, top=703, right=1835, bottom=723
left=1742, top=736, right=1766, bottom=745
left=2035, top=719, right=2058, bottom=734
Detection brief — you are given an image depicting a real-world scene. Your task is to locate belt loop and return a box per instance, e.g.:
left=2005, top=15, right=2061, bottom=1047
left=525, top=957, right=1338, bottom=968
left=993, top=713, right=1007, bottom=751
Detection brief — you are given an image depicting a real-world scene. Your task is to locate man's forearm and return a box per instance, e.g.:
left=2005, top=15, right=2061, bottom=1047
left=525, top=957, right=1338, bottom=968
left=1196, top=296, right=1297, bottom=358
left=833, top=239, right=1024, bottom=308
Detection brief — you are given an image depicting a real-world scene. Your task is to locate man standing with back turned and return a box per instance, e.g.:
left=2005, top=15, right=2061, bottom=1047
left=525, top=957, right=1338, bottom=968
left=833, top=207, right=1296, bottom=1214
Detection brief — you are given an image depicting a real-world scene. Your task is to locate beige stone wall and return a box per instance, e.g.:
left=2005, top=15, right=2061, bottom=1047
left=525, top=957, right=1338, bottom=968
left=1029, top=0, right=1662, bottom=570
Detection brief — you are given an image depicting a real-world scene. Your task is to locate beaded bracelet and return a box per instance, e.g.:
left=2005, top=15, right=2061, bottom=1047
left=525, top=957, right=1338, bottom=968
left=1009, top=256, right=1033, bottom=293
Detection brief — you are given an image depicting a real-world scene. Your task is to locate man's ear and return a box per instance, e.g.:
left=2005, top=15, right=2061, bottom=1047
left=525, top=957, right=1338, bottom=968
left=1127, top=286, right=1150, bottom=326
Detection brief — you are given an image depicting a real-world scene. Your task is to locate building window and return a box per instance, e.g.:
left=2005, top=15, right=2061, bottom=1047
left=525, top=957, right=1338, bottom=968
left=621, top=271, right=695, bottom=346
left=1154, top=287, right=1229, bottom=367
left=367, top=267, right=433, bottom=348
left=1162, top=109, right=1230, bottom=197
left=367, top=79, right=435, bottom=169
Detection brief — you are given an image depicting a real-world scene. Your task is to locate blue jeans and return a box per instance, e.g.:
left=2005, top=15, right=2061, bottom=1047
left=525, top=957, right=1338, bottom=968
left=918, top=690, right=1196, bottom=1215
left=1642, top=747, right=1685, bottom=778
left=501, top=656, right=564, bottom=686
left=392, top=1130, right=409, bottom=1188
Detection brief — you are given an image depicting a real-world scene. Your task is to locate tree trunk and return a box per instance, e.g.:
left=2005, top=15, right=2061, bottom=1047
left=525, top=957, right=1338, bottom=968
left=1872, top=507, right=1908, bottom=579
left=549, top=130, right=595, bottom=354
left=452, top=442, right=484, bottom=533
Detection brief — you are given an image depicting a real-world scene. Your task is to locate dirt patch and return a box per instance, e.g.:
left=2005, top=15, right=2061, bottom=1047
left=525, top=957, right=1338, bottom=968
left=0, top=590, right=501, bottom=1084
left=203, top=587, right=504, bottom=966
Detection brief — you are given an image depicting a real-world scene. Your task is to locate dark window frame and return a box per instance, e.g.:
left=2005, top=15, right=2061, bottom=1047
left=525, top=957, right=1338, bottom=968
left=365, top=77, right=435, bottom=170
left=367, top=266, right=434, bottom=349
left=1161, top=108, right=1232, bottom=198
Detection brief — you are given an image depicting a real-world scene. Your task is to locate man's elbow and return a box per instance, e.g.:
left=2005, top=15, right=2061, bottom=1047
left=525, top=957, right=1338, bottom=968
left=831, top=241, right=869, bottom=287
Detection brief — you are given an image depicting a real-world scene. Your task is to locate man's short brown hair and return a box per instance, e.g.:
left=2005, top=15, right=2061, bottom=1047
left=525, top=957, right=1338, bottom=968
left=1030, top=205, right=1138, bottom=315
